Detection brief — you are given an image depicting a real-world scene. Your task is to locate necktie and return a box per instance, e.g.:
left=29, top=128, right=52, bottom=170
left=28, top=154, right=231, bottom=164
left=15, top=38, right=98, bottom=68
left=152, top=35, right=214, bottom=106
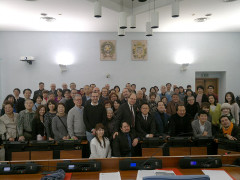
left=131, top=106, right=135, bottom=127
left=144, top=116, right=147, bottom=121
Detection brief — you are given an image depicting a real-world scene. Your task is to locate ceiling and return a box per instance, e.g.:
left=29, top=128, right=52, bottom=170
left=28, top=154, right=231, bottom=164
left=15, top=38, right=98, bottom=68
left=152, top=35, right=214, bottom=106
left=0, top=0, right=240, bottom=32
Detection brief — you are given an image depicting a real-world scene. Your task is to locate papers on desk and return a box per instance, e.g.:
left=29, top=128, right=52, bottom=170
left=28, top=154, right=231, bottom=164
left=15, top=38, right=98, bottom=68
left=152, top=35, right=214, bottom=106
left=99, top=171, right=121, bottom=180
left=137, top=170, right=176, bottom=180
left=202, top=170, right=235, bottom=180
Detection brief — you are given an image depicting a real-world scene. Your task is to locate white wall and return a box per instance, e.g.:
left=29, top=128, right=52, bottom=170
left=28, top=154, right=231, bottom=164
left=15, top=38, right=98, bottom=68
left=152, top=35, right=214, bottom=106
left=0, top=32, right=240, bottom=104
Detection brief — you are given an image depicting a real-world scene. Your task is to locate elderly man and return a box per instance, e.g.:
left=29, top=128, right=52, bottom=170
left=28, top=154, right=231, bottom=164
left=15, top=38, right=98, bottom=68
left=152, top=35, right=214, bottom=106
left=16, top=88, right=32, bottom=113
left=17, top=99, right=35, bottom=141
left=67, top=94, right=86, bottom=140
left=169, top=105, right=192, bottom=137
left=82, top=85, right=91, bottom=106
left=135, top=90, right=147, bottom=111
left=114, top=93, right=137, bottom=136
left=49, top=83, right=57, bottom=96
left=83, top=92, right=106, bottom=142
left=159, top=85, right=172, bottom=102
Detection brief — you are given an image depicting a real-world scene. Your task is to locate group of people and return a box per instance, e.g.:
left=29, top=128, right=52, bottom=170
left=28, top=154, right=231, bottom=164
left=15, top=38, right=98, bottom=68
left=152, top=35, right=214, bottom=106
left=0, top=82, right=240, bottom=160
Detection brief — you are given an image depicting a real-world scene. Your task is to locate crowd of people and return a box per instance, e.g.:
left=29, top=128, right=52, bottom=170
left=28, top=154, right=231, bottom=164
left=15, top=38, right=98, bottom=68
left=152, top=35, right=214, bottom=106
left=0, top=82, right=240, bottom=160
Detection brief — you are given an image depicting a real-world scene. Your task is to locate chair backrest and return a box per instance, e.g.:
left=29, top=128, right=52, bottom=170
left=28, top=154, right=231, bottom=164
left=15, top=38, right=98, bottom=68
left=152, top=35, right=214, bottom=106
left=143, top=175, right=210, bottom=180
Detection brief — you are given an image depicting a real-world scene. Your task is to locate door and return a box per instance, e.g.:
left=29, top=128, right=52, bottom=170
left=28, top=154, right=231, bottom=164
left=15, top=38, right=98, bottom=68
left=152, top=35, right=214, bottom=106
left=195, top=78, right=218, bottom=96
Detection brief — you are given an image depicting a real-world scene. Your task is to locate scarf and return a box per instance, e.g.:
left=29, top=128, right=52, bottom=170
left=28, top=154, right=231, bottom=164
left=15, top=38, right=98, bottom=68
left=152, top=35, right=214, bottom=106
left=222, top=122, right=234, bottom=135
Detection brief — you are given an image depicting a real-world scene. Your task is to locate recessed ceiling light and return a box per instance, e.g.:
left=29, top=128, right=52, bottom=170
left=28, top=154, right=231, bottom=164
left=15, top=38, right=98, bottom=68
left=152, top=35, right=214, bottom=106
left=194, top=17, right=208, bottom=22
left=223, top=0, right=238, bottom=2
left=41, top=17, right=56, bottom=22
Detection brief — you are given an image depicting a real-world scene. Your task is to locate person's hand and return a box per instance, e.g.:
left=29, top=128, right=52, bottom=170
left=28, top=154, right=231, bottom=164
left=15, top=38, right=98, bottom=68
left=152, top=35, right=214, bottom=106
left=18, top=136, right=25, bottom=141
left=49, top=137, right=54, bottom=141
left=9, top=137, right=15, bottom=141
left=226, top=134, right=237, bottom=140
left=202, top=131, right=208, bottom=136
left=113, top=132, right=118, bottom=139
left=132, top=138, right=138, bottom=147
left=62, top=136, right=69, bottom=140
left=72, top=136, right=78, bottom=140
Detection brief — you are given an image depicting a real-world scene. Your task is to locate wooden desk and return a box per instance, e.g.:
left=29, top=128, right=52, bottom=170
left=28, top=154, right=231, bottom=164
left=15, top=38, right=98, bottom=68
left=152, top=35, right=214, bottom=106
left=0, top=167, right=239, bottom=180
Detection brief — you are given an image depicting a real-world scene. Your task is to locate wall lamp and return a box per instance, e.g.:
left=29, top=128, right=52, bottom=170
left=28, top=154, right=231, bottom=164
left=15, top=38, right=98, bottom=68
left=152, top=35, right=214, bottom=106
left=20, top=56, right=35, bottom=65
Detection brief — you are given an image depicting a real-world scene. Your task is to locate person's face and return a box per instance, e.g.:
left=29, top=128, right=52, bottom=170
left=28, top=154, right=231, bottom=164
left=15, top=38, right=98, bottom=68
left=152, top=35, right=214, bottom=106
left=57, top=90, right=62, bottom=97
left=226, top=94, right=232, bottom=103
left=198, top=88, right=203, bottom=94
left=110, top=94, right=117, bottom=102
left=105, top=84, right=110, bottom=90
left=110, top=89, right=116, bottom=94
left=13, top=90, right=20, bottom=97
left=177, top=106, right=186, bottom=117
left=84, top=86, right=90, bottom=94
left=202, top=107, right=210, bottom=113
left=57, top=104, right=65, bottom=114
left=179, top=88, right=184, bottom=93
left=162, top=97, right=167, bottom=104
left=154, top=87, right=159, bottom=92
left=114, top=87, right=120, bottom=93
left=141, top=88, right=146, bottom=94
left=131, top=85, right=136, bottom=90
left=208, top=87, right=214, bottom=94
left=114, top=101, right=120, bottom=110
left=36, top=97, right=43, bottom=104
left=136, top=91, right=143, bottom=99
left=121, top=122, right=130, bottom=133
left=39, top=107, right=45, bottom=116
left=93, top=87, right=100, bottom=95
left=50, top=84, right=56, bottom=90
left=222, top=108, right=230, bottom=115
left=157, top=102, right=165, bottom=112
left=71, top=90, right=77, bottom=98
left=24, top=90, right=31, bottom=99
left=102, top=89, right=108, bottom=97
left=208, top=96, right=215, bottom=104
left=91, top=93, right=99, bottom=104
left=48, top=94, right=55, bottom=101
left=105, top=103, right=111, bottom=109
left=39, top=83, right=44, bottom=90
left=43, top=93, right=48, bottom=98
left=96, top=128, right=104, bottom=138
left=7, top=97, right=14, bottom=103
left=122, top=89, right=130, bottom=98
left=174, top=88, right=179, bottom=94
left=107, top=111, right=113, bottom=119
left=128, top=94, right=136, bottom=105
left=80, top=88, right=84, bottom=94
left=25, top=100, right=34, bottom=110
left=166, top=84, right=171, bottom=90
left=63, top=91, right=70, bottom=98
left=150, top=95, right=156, bottom=102
left=221, top=117, right=231, bottom=128
left=186, top=91, right=192, bottom=96
left=70, top=83, right=76, bottom=90
left=62, top=83, right=68, bottom=89
left=74, top=96, right=82, bottom=107
left=172, top=95, right=179, bottom=103
left=126, top=83, right=131, bottom=89
left=187, top=97, right=195, bottom=105
left=199, top=114, right=207, bottom=124
left=5, top=104, right=13, bottom=115
left=150, top=88, right=156, bottom=93
left=161, top=86, right=166, bottom=93
left=48, top=102, right=55, bottom=111
left=141, top=104, right=149, bottom=115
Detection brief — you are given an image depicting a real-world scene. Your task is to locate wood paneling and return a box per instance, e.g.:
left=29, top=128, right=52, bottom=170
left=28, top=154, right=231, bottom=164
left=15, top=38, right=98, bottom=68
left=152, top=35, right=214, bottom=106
left=190, top=147, right=207, bottom=155
left=60, top=150, right=82, bottom=159
left=142, top=148, right=163, bottom=156
left=12, top=152, right=30, bottom=160
left=31, top=151, right=53, bottom=160
left=169, top=147, right=191, bottom=156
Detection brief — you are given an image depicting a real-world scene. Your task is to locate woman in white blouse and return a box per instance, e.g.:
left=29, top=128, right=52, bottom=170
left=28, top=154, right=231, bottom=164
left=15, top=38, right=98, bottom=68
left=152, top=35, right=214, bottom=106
left=89, top=123, right=111, bottom=159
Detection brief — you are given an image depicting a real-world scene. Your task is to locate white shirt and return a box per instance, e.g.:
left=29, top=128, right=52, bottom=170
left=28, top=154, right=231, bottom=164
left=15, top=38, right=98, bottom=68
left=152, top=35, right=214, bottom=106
left=89, top=137, right=111, bottom=159
left=199, top=120, right=205, bottom=134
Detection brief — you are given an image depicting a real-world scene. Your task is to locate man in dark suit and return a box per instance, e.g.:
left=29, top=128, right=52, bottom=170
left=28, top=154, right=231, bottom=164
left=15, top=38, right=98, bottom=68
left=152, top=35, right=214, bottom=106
left=121, top=88, right=131, bottom=104
left=113, top=121, right=139, bottom=157
left=114, top=93, right=137, bottom=137
left=169, top=104, right=193, bottom=137
left=65, top=89, right=78, bottom=113
left=13, top=88, right=25, bottom=108
left=136, top=103, right=156, bottom=138
left=154, top=101, right=170, bottom=137
left=33, top=82, right=45, bottom=102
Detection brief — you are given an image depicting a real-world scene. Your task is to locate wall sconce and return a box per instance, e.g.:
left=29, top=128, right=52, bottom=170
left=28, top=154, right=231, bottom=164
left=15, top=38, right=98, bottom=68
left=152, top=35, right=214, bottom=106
left=59, top=64, right=67, bottom=72
left=20, top=56, right=35, bottom=65
left=180, top=63, right=189, bottom=71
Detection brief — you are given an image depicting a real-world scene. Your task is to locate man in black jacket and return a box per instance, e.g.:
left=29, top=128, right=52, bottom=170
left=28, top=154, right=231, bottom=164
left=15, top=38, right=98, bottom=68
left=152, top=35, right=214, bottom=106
left=169, top=104, right=192, bottom=137
left=33, top=82, right=45, bottom=102
left=113, top=121, right=139, bottom=157
left=136, top=103, right=156, bottom=139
